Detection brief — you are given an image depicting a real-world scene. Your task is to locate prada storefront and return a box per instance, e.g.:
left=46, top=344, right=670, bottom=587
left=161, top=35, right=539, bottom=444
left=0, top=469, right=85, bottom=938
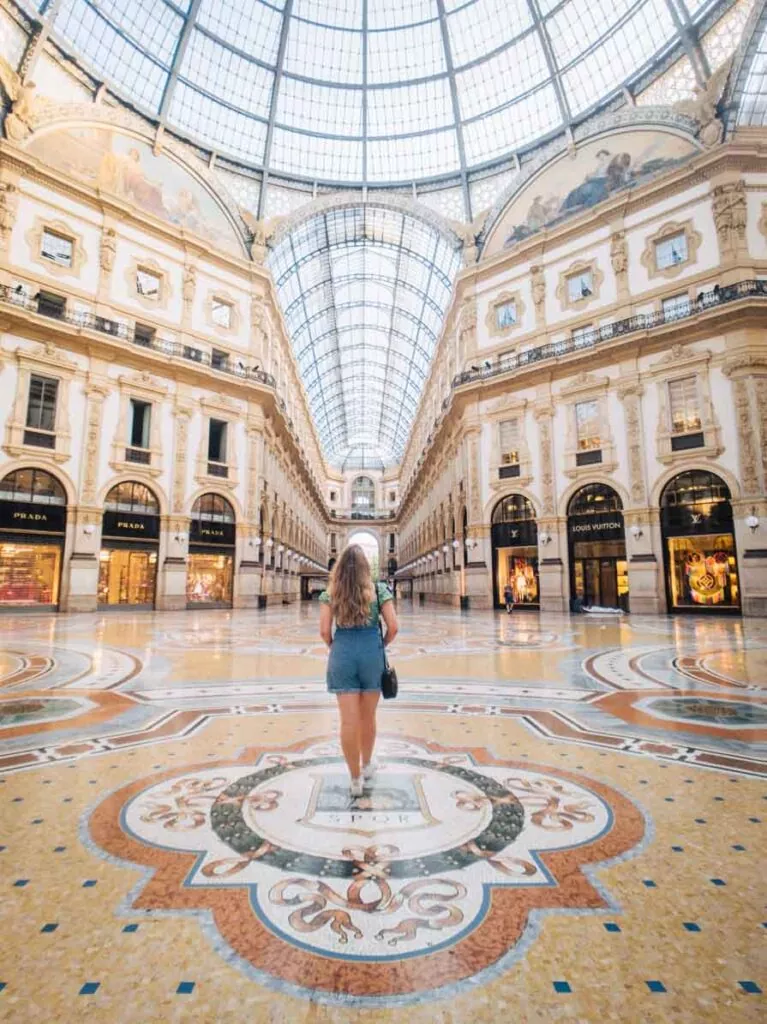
left=491, top=494, right=539, bottom=609
left=98, top=482, right=160, bottom=608
left=660, top=470, right=740, bottom=612
left=0, top=468, right=67, bottom=609
left=568, top=483, right=629, bottom=611
left=187, top=493, right=235, bottom=608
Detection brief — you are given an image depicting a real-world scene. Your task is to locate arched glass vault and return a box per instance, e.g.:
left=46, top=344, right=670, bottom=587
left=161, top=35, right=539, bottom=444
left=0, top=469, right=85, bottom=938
left=268, top=204, right=462, bottom=467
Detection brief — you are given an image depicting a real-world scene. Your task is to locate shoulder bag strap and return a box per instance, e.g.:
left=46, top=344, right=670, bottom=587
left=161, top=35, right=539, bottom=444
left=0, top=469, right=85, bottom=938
left=376, top=586, right=390, bottom=668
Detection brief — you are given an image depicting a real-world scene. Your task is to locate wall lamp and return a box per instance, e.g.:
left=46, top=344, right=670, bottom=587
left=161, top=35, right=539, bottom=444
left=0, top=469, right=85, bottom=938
left=452, top=539, right=460, bottom=549
left=631, top=524, right=644, bottom=540
left=83, top=524, right=95, bottom=536
left=746, top=508, right=760, bottom=533
left=539, top=531, right=552, bottom=545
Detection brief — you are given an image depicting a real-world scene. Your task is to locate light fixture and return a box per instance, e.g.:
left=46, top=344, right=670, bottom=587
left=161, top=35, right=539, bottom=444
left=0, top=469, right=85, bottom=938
left=631, top=524, right=643, bottom=540
left=442, top=544, right=448, bottom=553
left=266, top=537, right=274, bottom=547
left=83, top=524, right=95, bottom=536
left=746, top=509, right=760, bottom=533
left=452, top=539, right=460, bottom=549
left=539, top=531, right=551, bottom=545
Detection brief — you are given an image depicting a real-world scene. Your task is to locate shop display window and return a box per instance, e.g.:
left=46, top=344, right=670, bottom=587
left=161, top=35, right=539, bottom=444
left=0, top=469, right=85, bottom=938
left=667, top=534, right=740, bottom=609
left=98, top=549, right=157, bottom=606
left=186, top=553, right=234, bottom=606
left=0, top=543, right=61, bottom=606
left=496, top=546, right=539, bottom=607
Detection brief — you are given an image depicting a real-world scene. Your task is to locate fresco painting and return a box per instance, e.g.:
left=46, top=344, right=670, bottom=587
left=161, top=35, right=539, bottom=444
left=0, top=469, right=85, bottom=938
left=492, top=131, right=698, bottom=253
left=27, top=127, right=242, bottom=256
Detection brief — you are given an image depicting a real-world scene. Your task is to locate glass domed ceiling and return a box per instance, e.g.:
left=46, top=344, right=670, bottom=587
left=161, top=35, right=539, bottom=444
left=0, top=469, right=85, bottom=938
left=49, top=0, right=719, bottom=185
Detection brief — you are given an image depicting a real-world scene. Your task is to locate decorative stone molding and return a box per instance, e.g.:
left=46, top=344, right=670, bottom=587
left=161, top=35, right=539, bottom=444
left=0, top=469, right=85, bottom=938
left=533, top=404, right=556, bottom=516
left=99, top=227, right=116, bottom=273
left=640, top=219, right=702, bottom=281
left=610, top=230, right=629, bottom=300
left=171, top=403, right=193, bottom=515
left=559, top=374, right=617, bottom=479
left=530, top=265, right=546, bottom=327
left=556, top=258, right=604, bottom=313
left=457, top=297, right=477, bottom=366
left=3, top=342, right=76, bottom=463
left=487, top=397, right=532, bottom=490
left=109, top=372, right=168, bottom=478
left=80, top=380, right=110, bottom=506
left=205, top=289, right=241, bottom=335
left=616, top=381, right=647, bottom=506
left=484, top=289, right=526, bottom=340
left=0, top=181, right=19, bottom=250
left=649, top=345, right=723, bottom=464
left=722, top=356, right=767, bottom=500
left=125, top=256, right=172, bottom=311
left=465, top=429, right=483, bottom=526
left=25, top=216, right=87, bottom=279
left=757, top=202, right=767, bottom=245
left=711, top=181, right=747, bottom=257
left=182, top=264, right=196, bottom=317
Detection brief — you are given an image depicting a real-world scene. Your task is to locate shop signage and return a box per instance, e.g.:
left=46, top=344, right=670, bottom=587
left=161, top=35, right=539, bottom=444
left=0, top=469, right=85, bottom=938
left=0, top=501, right=66, bottom=534
left=567, top=512, right=625, bottom=543
left=492, top=519, right=538, bottom=548
left=661, top=501, right=732, bottom=537
left=190, top=519, right=236, bottom=546
left=102, top=511, right=159, bottom=540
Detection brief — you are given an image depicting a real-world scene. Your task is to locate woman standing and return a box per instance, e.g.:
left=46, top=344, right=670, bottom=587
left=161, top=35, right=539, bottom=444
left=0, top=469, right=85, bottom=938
left=319, top=545, right=398, bottom=796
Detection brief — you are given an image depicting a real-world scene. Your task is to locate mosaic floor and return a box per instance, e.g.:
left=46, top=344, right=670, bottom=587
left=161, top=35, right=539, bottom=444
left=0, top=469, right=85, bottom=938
left=1, top=602, right=766, bottom=1022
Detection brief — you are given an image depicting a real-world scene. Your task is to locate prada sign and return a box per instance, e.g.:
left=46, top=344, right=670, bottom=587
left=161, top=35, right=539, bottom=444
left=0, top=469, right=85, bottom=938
left=190, top=519, right=235, bottom=547
left=0, top=501, right=66, bottom=534
left=102, top=511, right=159, bottom=540
left=568, top=512, right=625, bottom=543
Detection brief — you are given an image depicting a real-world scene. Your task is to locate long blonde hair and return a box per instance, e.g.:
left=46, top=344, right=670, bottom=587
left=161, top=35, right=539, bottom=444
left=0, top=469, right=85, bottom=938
left=328, top=544, right=376, bottom=627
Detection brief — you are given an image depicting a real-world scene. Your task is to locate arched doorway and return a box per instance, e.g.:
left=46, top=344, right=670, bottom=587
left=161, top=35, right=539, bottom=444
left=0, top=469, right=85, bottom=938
left=491, top=494, right=539, bottom=609
left=568, top=483, right=629, bottom=611
left=0, top=468, right=66, bottom=609
left=660, top=470, right=740, bottom=612
left=351, top=477, right=375, bottom=514
left=347, top=530, right=380, bottom=578
left=99, top=481, right=160, bottom=607
left=187, top=494, right=236, bottom=608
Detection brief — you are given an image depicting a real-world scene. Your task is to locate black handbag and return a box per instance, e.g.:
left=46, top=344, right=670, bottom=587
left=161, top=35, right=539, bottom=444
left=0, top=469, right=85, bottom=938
left=376, top=589, right=398, bottom=700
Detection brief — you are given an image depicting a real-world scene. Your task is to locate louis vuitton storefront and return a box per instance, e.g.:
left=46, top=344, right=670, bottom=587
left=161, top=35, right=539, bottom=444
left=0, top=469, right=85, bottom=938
left=0, top=469, right=67, bottom=610
left=660, top=470, right=741, bottom=613
left=567, top=483, right=629, bottom=611
left=98, top=482, right=160, bottom=608
left=186, top=493, right=236, bottom=608
left=491, top=495, right=539, bottom=609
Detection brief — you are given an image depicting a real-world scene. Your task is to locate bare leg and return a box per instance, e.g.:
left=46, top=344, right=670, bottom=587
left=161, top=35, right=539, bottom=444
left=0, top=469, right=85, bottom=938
left=360, top=691, right=380, bottom=768
left=336, top=694, right=362, bottom=778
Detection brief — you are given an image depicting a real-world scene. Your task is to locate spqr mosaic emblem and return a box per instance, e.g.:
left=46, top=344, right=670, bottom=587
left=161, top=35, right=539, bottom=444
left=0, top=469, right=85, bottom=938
left=89, top=737, right=644, bottom=1005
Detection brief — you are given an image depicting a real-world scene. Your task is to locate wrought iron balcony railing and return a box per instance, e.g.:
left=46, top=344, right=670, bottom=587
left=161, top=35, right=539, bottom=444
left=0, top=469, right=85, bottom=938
left=329, top=509, right=396, bottom=520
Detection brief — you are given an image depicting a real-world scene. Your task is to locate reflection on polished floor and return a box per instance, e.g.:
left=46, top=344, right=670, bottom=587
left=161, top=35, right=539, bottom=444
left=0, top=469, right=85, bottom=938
left=0, top=601, right=765, bottom=1023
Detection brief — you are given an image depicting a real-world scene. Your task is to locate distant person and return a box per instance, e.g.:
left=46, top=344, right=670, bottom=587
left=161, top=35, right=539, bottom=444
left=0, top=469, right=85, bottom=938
left=319, top=545, right=398, bottom=796
left=503, top=581, right=515, bottom=614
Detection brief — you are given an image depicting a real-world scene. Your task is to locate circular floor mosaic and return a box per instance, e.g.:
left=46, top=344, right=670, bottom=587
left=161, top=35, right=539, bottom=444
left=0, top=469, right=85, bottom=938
left=88, top=736, right=645, bottom=1004
left=646, top=696, right=767, bottom=728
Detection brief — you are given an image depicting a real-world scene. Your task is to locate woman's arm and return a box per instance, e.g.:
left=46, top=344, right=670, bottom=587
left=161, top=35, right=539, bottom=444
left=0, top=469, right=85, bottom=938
left=381, top=601, right=398, bottom=646
left=319, top=603, right=333, bottom=648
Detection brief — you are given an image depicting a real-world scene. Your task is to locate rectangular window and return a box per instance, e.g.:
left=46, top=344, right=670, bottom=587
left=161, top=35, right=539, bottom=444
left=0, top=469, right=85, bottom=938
left=655, top=232, right=688, bottom=271
left=212, top=298, right=233, bottom=329
left=329, top=490, right=337, bottom=503
left=495, top=299, right=517, bottom=330
left=330, top=533, right=337, bottom=553
left=128, top=399, right=151, bottom=450
left=134, top=323, right=155, bottom=347
left=41, top=229, right=74, bottom=267
left=136, top=267, right=161, bottom=299
left=389, top=491, right=396, bottom=503
left=37, top=291, right=66, bottom=318
left=388, top=533, right=396, bottom=553
left=24, top=374, right=58, bottom=448
left=662, top=294, right=691, bottom=320
left=211, top=348, right=229, bottom=371
left=575, top=400, right=601, bottom=451
left=499, top=418, right=520, bottom=465
left=208, top=419, right=228, bottom=463
left=567, top=269, right=593, bottom=303
left=668, top=376, right=701, bottom=434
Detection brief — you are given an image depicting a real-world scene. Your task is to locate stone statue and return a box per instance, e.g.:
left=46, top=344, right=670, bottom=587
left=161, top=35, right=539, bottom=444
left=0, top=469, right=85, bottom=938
left=610, top=231, right=628, bottom=276
left=674, top=59, right=732, bottom=149
left=240, top=209, right=283, bottom=264
left=448, top=209, right=489, bottom=266
left=712, top=180, right=747, bottom=251
left=99, top=227, right=116, bottom=273
left=530, top=265, right=546, bottom=311
left=183, top=264, right=196, bottom=310
left=0, top=181, right=18, bottom=246
left=0, top=56, right=40, bottom=143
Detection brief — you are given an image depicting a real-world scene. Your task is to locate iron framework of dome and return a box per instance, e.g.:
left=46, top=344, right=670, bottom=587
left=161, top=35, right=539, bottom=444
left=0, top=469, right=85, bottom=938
left=41, top=0, right=730, bottom=199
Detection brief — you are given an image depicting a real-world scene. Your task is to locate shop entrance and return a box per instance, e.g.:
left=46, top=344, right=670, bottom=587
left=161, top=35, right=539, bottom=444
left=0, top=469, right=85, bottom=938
left=99, top=482, right=160, bottom=608
left=660, top=470, right=740, bottom=613
left=568, top=483, right=629, bottom=611
left=187, top=494, right=236, bottom=608
left=0, top=468, right=67, bottom=610
left=491, top=494, right=539, bottom=609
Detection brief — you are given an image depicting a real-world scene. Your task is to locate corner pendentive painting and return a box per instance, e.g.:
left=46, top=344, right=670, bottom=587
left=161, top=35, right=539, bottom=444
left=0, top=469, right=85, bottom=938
left=27, top=127, right=242, bottom=257
left=487, top=130, right=698, bottom=256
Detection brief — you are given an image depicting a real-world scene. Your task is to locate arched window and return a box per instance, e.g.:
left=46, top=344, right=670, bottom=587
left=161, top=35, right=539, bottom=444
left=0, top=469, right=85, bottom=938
left=192, top=493, right=235, bottom=523
left=568, top=483, right=623, bottom=516
left=660, top=470, right=731, bottom=509
left=0, top=468, right=66, bottom=505
left=492, top=494, right=536, bottom=524
left=104, top=481, right=159, bottom=515
left=351, top=476, right=375, bottom=510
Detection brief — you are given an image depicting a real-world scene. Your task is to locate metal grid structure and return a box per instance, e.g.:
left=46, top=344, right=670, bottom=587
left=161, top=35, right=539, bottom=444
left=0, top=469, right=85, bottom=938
left=731, top=0, right=767, bottom=126
left=32, top=0, right=728, bottom=213
left=268, top=205, right=461, bottom=467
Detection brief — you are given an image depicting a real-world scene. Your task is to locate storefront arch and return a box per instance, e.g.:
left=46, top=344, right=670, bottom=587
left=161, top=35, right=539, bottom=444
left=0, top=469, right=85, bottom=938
left=187, top=493, right=237, bottom=608
left=567, top=482, right=629, bottom=611
left=659, top=470, right=740, bottom=613
left=99, top=479, right=162, bottom=609
left=0, top=467, right=68, bottom=609
left=347, top=530, right=381, bottom=578
left=490, top=493, right=540, bottom=609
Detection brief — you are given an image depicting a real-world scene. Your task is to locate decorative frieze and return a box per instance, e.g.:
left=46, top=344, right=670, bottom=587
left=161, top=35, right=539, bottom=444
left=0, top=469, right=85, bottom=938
left=617, top=382, right=646, bottom=506
left=711, top=181, right=747, bottom=257
left=80, top=381, right=110, bottom=506
left=533, top=405, right=555, bottom=516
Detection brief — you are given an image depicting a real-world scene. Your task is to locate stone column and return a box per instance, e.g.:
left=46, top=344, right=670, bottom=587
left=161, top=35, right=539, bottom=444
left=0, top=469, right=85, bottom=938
left=463, top=427, right=491, bottom=608
left=157, top=403, right=193, bottom=610
left=237, top=417, right=265, bottom=608
left=534, top=404, right=567, bottom=612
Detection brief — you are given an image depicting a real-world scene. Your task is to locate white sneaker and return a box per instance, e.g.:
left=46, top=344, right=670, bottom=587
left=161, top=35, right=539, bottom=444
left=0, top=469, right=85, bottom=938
left=350, top=777, right=364, bottom=797
left=362, top=759, right=378, bottom=781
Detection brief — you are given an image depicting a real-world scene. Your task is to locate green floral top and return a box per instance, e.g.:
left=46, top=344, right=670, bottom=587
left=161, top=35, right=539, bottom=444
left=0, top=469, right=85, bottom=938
left=319, top=581, right=393, bottom=627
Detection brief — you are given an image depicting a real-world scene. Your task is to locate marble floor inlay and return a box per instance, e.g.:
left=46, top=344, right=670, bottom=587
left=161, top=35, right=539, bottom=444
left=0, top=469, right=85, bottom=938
left=0, top=603, right=765, bottom=1022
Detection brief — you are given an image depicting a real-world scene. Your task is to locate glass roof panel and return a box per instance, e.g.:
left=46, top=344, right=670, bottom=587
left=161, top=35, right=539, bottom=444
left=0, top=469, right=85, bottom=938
left=47, top=0, right=724, bottom=186
left=269, top=205, right=461, bottom=465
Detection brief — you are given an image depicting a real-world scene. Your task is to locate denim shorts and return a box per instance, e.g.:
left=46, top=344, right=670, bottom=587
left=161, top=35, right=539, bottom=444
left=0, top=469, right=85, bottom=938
left=326, top=625, right=384, bottom=694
